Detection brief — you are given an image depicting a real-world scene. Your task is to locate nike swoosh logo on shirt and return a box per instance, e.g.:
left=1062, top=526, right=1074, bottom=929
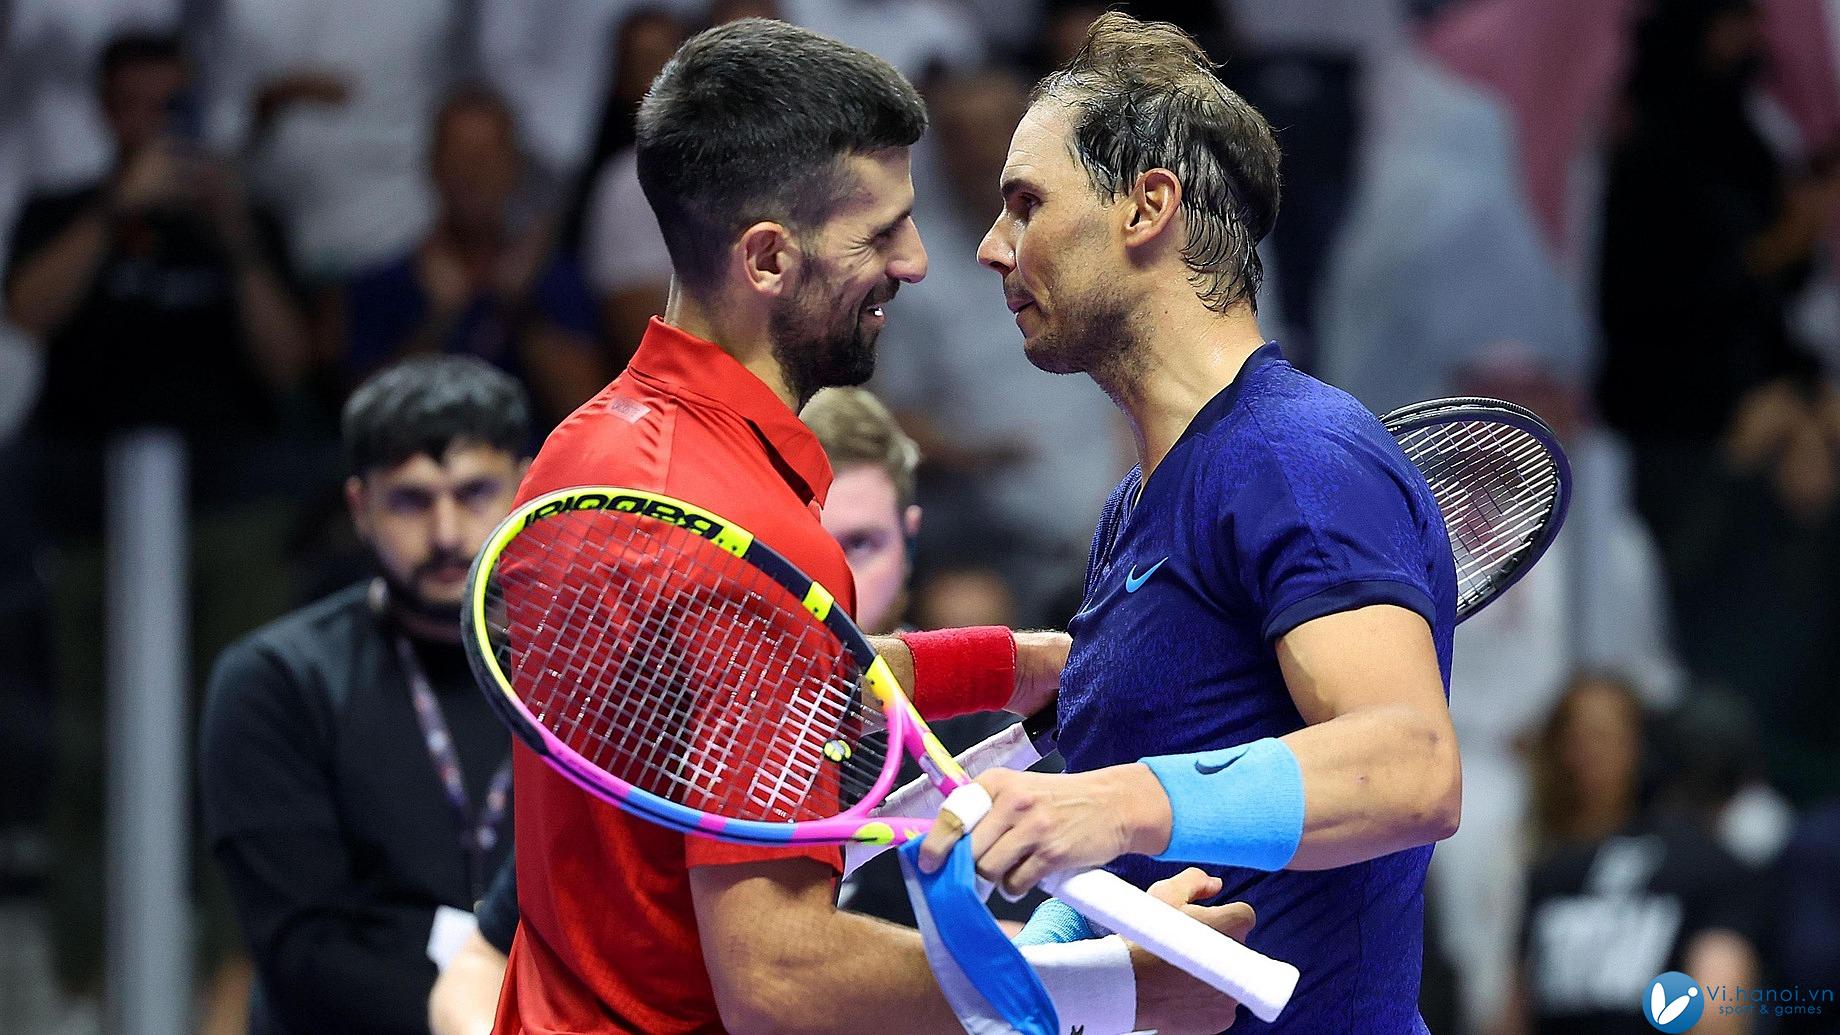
left=1124, top=557, right=1167, bottom=592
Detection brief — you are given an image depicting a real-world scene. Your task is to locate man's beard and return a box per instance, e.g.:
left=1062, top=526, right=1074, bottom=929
left=1022, top=279, right=1136, bottom=383
left=770, top=266, right=897, bottom=407
left=378, top=554, right=467, bottom=631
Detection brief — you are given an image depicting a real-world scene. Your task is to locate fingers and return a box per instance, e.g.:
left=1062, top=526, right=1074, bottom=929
left=1187, top=900, right=1256, bottom=941
left=1145, top=866, right=1223, bottom=907
left=918, top=769, right=1021, bottom=875
left=915, top=799, right=967, bottom=873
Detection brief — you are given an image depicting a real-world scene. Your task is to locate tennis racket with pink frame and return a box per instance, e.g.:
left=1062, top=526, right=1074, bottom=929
left=463, top=485, right=1300, bottom=1022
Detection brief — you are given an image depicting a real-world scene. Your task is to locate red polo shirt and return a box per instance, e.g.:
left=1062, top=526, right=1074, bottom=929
left=495, top=318, right=856, bottom=1035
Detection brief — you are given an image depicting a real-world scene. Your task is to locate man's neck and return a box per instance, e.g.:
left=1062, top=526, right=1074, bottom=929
left=1096, top=302, right=1267, bottom=485
left=392, top=604, right=463, bottom=645
left=661, top=281, right=799, bottom=411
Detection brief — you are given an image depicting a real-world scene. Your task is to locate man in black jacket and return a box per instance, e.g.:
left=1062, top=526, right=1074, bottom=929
left=200, top=356, right=530, bottom=1034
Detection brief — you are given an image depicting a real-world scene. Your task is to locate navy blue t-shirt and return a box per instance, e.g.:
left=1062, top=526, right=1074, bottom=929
left=1060, top=343, right=1456, bottom=1033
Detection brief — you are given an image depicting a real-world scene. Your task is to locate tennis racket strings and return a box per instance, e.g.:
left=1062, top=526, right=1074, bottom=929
left=483, top=507, right=890, bottom=824
left=1388, top=413, right=1565, bottom=617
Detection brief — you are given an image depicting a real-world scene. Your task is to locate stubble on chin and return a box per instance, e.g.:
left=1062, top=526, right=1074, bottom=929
left=1022, top=286, right=1137, bottom=389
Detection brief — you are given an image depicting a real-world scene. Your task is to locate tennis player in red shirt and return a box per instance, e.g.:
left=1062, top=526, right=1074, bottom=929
left=495, top=19, right=1254, bottom=1035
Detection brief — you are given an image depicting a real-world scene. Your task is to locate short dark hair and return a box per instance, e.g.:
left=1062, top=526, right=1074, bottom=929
left=634, top=18, right=927, bottom=292
left=1034, top=11, right=1280, bottom=313
left=342, top=357, right=533, bottom=476
left=801, top=387, right=919, bottom=508
left=99, top=32, right=185, bottom=84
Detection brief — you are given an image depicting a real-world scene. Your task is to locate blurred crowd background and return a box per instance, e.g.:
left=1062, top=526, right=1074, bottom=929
left=3, top=0, right=1840, bottom=1032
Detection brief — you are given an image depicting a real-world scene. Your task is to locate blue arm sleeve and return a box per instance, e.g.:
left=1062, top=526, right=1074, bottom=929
left=1141, top=738, right=1305, bottom=871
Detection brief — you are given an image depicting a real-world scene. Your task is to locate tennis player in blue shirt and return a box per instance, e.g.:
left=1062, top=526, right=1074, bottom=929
left=919, top=13, right=1460, bottom=1033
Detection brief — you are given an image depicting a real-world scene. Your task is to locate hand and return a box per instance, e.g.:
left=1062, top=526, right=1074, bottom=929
left=192, top=159, right=257, bottom=255
left=254, top=70, right=352, bottom=123
left=916, top=764, right=1172, bottom=896
left=111, top=140, right=191, bottom=215
left=1130, top=868, right=1256, bottom=1034
left=1007, top=630, right=1068, bottom=717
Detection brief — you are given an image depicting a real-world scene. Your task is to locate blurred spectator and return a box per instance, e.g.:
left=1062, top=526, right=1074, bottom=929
left=1597, top=0, right=1835, bottom=545
left=0, top=14, right=41, bottom=440
left=781, top=0, right=985, bottom=80
left=804, top=386, right=923, bottom=634
left=1652, top=688, right=1793, bottom=868
left=333, top=86, right=607, bottom=430
left=3, top=32, right=312, bottom=446
left=1771, top=800, right=1840, bottom=1034
left=560, top=5, right=689, bottom=250
left=1665, top=378, right=1840, bottom=803
left=479, top=0, right=706, bottom=192
left=200, top=357, right=527, bottom=1035
left=1221, top=0, right=1406, bottom=58
left=1316, top=8, right=1602, bottom=413
left=872, top=63, right=1129, bottom=621
left=1505, top=674, right=1761, bottom=1035
left=577, top=8, right=689, bottom=355
left=5, top=0, right=183, bottom=193
left=1430, top=343, right=1683, bottom=1035
left=201, top=0, right=463, bottom=279
left=913, top=566, right=1018, bottom=631
left=1217, top=0, right=1401, bottom=367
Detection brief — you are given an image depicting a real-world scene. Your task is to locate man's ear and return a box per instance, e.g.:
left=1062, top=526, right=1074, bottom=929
left=1121, top=168, right=1182, bottom=251
left=344, top=475, right=372, bottom=542
left=736, top=221, right=801, bottom=298
left=903, top=503, right=922, bottom=539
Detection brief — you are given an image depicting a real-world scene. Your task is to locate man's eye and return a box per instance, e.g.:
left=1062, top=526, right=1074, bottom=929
left=386, top=491, right=432, bottom=513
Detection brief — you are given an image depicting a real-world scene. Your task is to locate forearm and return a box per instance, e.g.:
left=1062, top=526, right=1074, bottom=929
left=231, top=262, right=312, bottom=391
left=6, top=208, right=111, bottom=336
left=1113, top=704, right=1457, bottom=872
left=693, top=861, right=965, bottom=1035
left=215, top=837, right=438, bottom=1033
left=1279, top=703, right=1461, bottom=869
left=873, top=628, right=1066, bottom=719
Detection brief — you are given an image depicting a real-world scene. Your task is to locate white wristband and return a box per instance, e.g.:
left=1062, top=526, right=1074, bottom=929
left=1017, top=935, right=1138, bottom=1035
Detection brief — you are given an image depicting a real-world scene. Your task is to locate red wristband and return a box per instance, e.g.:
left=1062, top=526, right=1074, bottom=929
left=897, top=626, right=1017, bottom=719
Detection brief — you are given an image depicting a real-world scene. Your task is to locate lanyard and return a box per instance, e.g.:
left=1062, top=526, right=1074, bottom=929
left=393, top=632, right=512, bottom=901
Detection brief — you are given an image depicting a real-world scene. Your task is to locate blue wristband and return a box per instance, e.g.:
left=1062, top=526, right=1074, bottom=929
left=1012, top=897, right=1095, bottom=946
left=1140, top=738, right=1305, bottom=871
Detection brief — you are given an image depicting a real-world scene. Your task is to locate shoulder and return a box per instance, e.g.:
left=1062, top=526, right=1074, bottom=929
left=7, top=185, right=105, bottom=262
left=519, top=382, right=680, bottom=498
left=204, top=585, right=376, bottom=725
left=1194, top=365, right=1409, bottom=500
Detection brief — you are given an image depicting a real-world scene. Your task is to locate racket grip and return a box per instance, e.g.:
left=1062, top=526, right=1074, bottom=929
left=1039, top=867, right=1299, bottom=1023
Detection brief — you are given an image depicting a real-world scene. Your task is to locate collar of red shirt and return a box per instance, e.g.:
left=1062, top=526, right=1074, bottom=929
left=626, top=316, right=834, bottom=507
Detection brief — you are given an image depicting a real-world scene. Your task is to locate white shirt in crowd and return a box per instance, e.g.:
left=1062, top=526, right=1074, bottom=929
left=477, top=0, right=707, bottom=184
left=202, top=0, right=457, bottom=279
left=582, top=150, right=672, bottom=296
left=780, top=0, right=985, bottom=80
